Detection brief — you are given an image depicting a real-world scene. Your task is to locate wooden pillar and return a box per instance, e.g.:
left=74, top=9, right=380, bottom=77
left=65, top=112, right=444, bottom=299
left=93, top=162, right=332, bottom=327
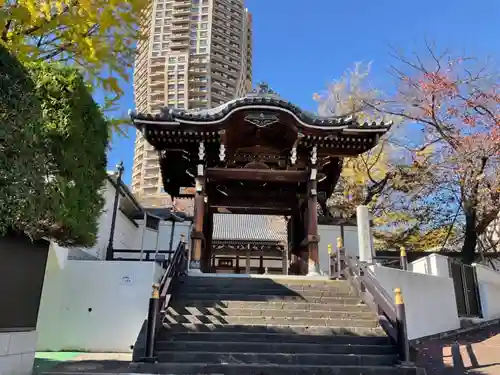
left=201, top=208, right=213, bottom=272
left=245, top=246, right=251, bottom=274
left=282, top=246, right=288, bottom=275
left=190, top=141, right=206, bottom=273
left=307, top=146, right=320, bottom=276
left=259, top=256, right=264, bottom=274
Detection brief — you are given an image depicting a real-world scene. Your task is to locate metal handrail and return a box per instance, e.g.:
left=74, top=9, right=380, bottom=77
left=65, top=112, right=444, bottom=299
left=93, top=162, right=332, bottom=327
left=141, top=235, right=188, bottom=362
left=342, top=253, right=412, bottom=364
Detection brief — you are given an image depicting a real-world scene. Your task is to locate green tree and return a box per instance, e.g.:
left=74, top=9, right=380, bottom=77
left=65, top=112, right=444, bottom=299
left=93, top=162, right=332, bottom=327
left=0, top=46, right=109, bottom=246
left=0, top=0, right=146, bottom=126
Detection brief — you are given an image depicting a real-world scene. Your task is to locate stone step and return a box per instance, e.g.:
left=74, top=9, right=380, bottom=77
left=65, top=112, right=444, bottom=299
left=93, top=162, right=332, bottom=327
left=174, top=293, right=362, bottom=304
left=167, top=306, right=374, bottom=320
left=170, top=300, right=370, bottom=311
left=155, top=340, right=397, bottom=355
left=129, top=362, right=419, bottom=375
left=161, top=323, right=386, bottom=336
left=155, top=351, right=399, bottom=366
left=175, top=285, right=357, bottom=298
left=164, top=314, right=379, bottom=327
left=158, top=331, right=391, bottom=345
left=177, top=276, right=351, bottom=288
left=175, top=286, right=358, bottom=297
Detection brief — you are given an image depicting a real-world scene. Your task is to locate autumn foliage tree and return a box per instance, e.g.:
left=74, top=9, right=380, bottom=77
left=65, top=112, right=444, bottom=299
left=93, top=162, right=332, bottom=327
left=313, top=63, right=440, bottom=250
left=384, top=44, right=500, bottom=263
left=0, top=0, right=146, bottom=117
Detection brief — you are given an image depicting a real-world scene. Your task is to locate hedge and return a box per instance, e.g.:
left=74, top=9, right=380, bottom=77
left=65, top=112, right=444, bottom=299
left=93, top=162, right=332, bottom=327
left=0, top=46, right=110, bottom=247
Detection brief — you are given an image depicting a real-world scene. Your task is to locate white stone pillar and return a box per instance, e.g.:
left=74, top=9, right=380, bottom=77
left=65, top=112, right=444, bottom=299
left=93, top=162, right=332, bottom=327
left=356, top=205, right=373, bottom=263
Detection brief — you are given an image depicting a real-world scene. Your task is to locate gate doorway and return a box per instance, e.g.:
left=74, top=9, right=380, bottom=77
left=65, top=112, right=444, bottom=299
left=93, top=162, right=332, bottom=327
left=448, top=259, right=482, bottom=318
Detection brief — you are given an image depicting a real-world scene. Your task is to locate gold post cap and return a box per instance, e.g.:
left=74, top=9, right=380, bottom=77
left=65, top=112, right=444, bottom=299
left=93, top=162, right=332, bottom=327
left=400, top=247, right=407, bottom=257
left=336, top=237, right=343, bottom=249
left=328, top=244, right=333, bottom=254
left=394, top=288, right=404, bottom=305
left=152, top=283, right=160, bottom=299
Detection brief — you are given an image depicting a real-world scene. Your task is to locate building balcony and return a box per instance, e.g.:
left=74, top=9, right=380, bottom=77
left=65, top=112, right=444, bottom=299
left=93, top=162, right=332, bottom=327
left=172, top=9, right=190, bottom=16
left=171, top=32, right=189, bottom=41
left=171, top=16, right=190, bottom=24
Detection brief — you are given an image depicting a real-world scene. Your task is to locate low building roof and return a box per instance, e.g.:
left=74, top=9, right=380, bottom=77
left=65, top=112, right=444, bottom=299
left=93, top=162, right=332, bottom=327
left=212, top=214, right=287, bottom=246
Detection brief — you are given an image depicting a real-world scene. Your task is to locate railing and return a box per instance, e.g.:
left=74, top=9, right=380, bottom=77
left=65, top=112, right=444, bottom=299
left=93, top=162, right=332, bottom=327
left=331, top=240, right=412, bottom=365
left=140, top=234, right=188, bottom=362
left=112, top=249, right=175, bottom=264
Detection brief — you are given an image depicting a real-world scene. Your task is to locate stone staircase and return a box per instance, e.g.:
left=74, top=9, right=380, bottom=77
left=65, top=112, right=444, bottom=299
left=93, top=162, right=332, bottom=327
left=142, top=276, right=421, bottom=375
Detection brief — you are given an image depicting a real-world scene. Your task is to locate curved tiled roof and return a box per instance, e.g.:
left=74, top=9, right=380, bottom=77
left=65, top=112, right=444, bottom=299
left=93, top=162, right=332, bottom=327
left=130, top=82, right=392, bottom=132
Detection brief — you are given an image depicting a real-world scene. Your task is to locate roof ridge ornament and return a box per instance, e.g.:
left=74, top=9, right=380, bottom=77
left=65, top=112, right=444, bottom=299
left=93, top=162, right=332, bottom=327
left=248, top=81, right=280, bottom=98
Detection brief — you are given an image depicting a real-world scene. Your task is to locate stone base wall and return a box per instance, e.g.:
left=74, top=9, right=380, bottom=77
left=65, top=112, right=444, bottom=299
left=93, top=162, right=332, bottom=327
left=0, top=330, right=37, bottom=375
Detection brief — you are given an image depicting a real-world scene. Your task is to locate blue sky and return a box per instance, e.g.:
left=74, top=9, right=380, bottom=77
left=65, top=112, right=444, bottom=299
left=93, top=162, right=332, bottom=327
left=107, top=0, right=500, bottom=185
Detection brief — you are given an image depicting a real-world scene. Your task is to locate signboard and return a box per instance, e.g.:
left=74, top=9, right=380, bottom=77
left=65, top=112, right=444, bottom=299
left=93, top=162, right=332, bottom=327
left=120, top=276, right=133, bottom=285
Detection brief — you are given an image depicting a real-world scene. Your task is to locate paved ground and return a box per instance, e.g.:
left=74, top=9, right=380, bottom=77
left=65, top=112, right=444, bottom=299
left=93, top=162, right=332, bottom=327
left=415, top=324, right=500, bottom=374
left=33, top=353, right=132, bottom=374
left=33, top=325, right=500, bottom=374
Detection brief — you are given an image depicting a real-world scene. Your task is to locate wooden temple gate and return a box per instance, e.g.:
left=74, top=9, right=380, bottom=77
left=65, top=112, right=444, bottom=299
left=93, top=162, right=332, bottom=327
left=132, top=83, right=390, bottom=275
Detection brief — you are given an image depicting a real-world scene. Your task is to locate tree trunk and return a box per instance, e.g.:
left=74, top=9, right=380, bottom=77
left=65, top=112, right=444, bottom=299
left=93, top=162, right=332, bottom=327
left=461, top=211, right=477, bottom=264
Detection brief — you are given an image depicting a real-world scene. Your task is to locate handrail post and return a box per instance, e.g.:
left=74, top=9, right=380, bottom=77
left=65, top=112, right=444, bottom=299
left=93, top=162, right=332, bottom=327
left=400, top=247, right=408, bottom=271
left=141, top=283, right=160, bottom=363
left=394, top=288, right=412, bottom=365
left=336, top=237, right=343, bottom=280
left=328, top=244, right=333, bottom=279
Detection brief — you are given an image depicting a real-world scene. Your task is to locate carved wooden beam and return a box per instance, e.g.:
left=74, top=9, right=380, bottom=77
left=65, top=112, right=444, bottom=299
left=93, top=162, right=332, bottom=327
left=206, top=168, right=309, bottom=183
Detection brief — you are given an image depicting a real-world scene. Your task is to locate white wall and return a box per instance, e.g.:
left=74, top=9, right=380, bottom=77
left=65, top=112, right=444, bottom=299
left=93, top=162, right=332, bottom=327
left=36, top=254, right=163, bottom=352
left=409, top=253, right=450, bottom=278
left=318, top=225, right=358, bottom=275
left=369, top=264, right=460, bottom=340
left=0, top=331, right=37, bottom=375
left=474, top=264, right=500, bottom=320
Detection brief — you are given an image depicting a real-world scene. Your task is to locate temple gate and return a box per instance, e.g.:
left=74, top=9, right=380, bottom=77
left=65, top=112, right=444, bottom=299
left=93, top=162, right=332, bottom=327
left=131, top=83, right=390, bottom=276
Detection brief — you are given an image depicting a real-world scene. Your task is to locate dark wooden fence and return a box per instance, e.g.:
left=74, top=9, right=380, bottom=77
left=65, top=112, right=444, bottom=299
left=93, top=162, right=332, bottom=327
left=0, top=232, right=49, bottom=331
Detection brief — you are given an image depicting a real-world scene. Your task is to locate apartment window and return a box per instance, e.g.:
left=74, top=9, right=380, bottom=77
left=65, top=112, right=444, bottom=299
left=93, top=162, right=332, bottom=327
left=191, top=7, right=199, bottom=12
left=190, top=31, right=197, bottom=37
left=190, top=40, right=196, bottom=46
left=154, top=35, right=161, bottom=42
left=168, top=65, right=175, bottom=71
left=190, top=48, right=197, bottom=54
left=200, top=23, right=207, bottom=29
left=190, top=15, right=198, bottom=20
left=199, top=47, right=207, bottom=53
left=168, top=94, right=175, bottom=99
left=155, top=19, right=162, bottom=26
left=161, top=43, right=169, bottom=49
left=168, top=57, right=176, bottom=63
left=156, top=3, right=163, bottom=9
left=163, top=34, right=169, bottom=41
left=168, top=74, right=175, bottom=80
left=155, top=27, right=161, bottom=33
left=202, top=7, right=208, bottom=13
left=178, top=64, right=185, bottom=70
left=200, top=31, right=208, bottom=37
left=168, top=84, right=175, bottom=89
left=200, top=40, right=207, bottom=46
left=201, top=15, right=208, bottom=21
left=152, top=52, right=160, bottom=57
left=153, top=43, right=160, bottom=50
left=163, top=26, right=169, bottom=32
left=179, top=56, right=186, bottom=62
left=164, top=10, right=171, bottom=17
left=178, top=84, right=185, bottom=89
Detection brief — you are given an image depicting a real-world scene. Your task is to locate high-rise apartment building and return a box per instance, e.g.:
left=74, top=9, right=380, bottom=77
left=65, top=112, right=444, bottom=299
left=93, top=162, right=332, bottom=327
left=132, top=0, right=253, bottom=207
